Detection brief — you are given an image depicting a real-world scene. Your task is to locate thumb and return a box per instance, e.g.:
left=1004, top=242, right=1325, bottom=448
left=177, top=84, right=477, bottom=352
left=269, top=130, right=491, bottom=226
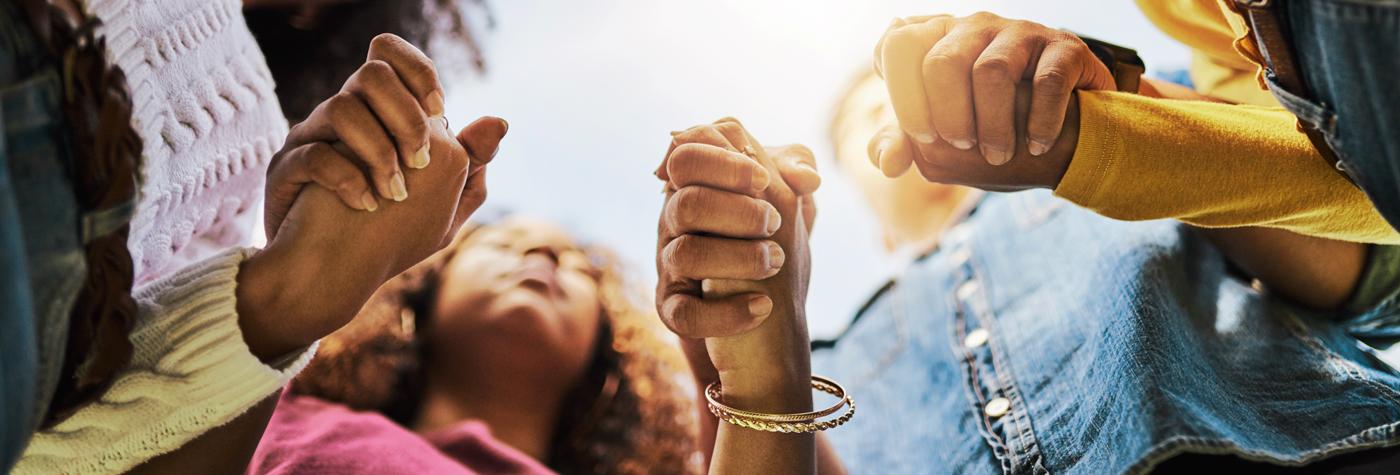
left=456, top=116, right=509, bottom=167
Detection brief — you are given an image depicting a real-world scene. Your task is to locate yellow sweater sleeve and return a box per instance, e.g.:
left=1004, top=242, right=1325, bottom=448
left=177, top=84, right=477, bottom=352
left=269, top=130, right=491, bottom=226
left=1054, top=90, right=1400, bottom=245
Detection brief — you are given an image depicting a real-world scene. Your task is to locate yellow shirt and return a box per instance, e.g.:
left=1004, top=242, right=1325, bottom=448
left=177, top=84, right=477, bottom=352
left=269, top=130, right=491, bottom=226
left=1051, top=0, right=1399, bottom=244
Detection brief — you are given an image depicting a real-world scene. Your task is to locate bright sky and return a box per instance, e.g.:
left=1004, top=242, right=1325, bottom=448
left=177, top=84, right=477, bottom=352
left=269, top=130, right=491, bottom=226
left=446, top=0, right=1191, bottom=338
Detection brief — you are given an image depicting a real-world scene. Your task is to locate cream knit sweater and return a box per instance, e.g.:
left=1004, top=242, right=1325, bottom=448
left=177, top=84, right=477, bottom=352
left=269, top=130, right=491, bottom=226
left=15, top=0, right=315, bottom=473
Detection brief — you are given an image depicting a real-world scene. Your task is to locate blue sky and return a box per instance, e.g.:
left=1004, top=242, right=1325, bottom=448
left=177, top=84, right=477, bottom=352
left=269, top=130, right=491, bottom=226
left=445, top=0, right=1191, bottom=337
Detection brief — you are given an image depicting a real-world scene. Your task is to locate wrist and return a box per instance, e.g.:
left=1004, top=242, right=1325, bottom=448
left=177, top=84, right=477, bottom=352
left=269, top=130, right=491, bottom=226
left=236, top=241, right=379, bottom=360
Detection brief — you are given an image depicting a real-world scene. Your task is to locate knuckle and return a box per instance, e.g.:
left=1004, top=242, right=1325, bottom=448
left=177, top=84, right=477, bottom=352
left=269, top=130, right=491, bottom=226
left=968, top=11, right=1000, bottom=22
left=671, top=188, right=705, bottom=229
left=1034, top=68, right=1071, bottom=92
left=326, top=92, right=357, bottom=114
left=973, top=56, right=1014, bottom=83
left=371, top=33, right=405, bottom=50
left=923, top=51, right=965, bottom=73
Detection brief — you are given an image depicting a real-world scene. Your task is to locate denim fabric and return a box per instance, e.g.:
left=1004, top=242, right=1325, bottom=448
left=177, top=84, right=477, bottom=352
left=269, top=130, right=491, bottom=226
left=1283, top=0, right=1400, bottom=231
left=813, top=191, right=1400, bottom=474
left=0, top=2, right=85, bottom=469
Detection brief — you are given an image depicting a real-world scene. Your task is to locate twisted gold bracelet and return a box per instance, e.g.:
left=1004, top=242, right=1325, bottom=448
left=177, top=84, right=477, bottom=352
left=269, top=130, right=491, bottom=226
left=704, top=375, right=855, bottom=433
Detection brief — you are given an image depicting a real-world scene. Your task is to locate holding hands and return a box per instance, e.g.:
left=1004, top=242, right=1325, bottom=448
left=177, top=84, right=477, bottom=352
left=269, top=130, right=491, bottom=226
left=870, top=12, right=1114, bottom=188
left=238, top=34, right=508, bottom=359
left=655, top=118, right=820, bottom=394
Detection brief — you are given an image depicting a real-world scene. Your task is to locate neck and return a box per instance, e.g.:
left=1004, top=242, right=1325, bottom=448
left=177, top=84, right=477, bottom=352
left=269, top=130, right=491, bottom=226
left=413, top=368, right=567, bottom=462
left=886, top=188, right=972, bottom=253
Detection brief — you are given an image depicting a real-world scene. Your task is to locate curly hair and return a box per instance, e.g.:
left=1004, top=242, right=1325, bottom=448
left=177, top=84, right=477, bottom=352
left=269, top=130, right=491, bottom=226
left=244, top=0, right=490, bottom=122
left=292, top=223, right=702, bottom=474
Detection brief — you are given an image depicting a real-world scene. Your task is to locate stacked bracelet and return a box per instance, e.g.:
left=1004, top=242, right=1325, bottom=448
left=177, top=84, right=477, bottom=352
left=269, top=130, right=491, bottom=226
left=704, top=375, right=855, bottom=433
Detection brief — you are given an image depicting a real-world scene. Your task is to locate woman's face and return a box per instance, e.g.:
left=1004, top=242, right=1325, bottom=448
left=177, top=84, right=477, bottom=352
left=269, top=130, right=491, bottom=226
left=427, top=217, right=604, bottom=384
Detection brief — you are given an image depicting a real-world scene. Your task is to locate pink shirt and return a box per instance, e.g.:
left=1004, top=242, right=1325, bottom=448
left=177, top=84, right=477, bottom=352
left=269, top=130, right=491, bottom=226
left=250, top=392, right=555, bottom=475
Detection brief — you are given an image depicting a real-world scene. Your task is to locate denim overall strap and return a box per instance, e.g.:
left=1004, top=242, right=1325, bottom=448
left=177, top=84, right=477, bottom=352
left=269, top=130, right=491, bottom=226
left=1233, top=0, right=1354, bottom=184
left=1285, top=0, right=1400, bottom=232
left=0, top=0, right=83, bottom=470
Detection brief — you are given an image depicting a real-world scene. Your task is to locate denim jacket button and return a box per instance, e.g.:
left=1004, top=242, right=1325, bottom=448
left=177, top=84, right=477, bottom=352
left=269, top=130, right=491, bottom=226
left=957, top=280, right=980, bottom=301
left=964, top=328, right=989, bottom=348
left=984, top=397, right=1011, bottom=418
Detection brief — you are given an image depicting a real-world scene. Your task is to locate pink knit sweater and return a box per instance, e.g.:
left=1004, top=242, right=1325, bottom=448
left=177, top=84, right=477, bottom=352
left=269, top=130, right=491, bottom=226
left=90, top=0, right=288, bottom=284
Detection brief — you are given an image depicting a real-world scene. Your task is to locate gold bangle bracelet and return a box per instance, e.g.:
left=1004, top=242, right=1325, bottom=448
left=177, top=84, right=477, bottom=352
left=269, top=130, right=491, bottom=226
left=704, top=375, right=856, bottom=433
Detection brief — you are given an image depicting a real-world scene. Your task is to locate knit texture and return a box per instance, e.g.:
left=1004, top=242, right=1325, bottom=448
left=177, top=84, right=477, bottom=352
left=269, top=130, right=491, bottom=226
left=87, top=0, right=288, bottom=285
left=13, top=248, right=318, bottom=475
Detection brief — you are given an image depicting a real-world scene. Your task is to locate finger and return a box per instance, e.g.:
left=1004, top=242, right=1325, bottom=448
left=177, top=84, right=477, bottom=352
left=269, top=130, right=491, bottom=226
left=319, top=93, right=406, bottom=202
left=768, top=144, right=822, bottom=195
left=711, top=117, right=758, bottom=157
left=659, top=292, right=772, bottom=339
left=660, top=235, right=784, bottom=281
left=345, top=59, right=432, bottom=170
left=265, top=142, right=376, bottom=238
left=867, top=126, right=915, bottom=178
left=923, top=22, right=996, bottom=151
left=1027, top=38, right=1114, bottom=155
left=881, top=20, right=949, bottom=145
left=450, top=166, right=487, bottom=240
left=666, top=143, right=771, bottom=197
left=972, top=30, right=1038, bottom=165
left=658, top=124, right=740, bottom=182
left=873, top=15, right=951, bottom=79
left=456, top=116, right=509, bottom=167
left=366, top=33, right=445, bottom=117
left=664, top=186, right=780, bottom=240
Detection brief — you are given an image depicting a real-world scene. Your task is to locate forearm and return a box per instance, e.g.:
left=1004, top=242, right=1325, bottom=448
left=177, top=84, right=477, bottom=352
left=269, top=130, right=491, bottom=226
left=128, top=392, right=280, bottom=475
left=1198, top=227, right=1367, bottom=310
left=1136, top=79, right=1370, bottom=309
left=709, top=370, right=815, bottom=475
left=237, top=186, right=396, bottom=360
left=1053, top=89, right=1399, bottom=244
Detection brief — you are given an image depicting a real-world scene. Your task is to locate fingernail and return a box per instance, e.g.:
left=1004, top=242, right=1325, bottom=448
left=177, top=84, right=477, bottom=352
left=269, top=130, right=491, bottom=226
left=914, top=132, right=936, bottom=145
left=752, top=167, right=770, bottom=195
left=360, top=191, right=378, bottom=212
left=1028, top=139, right=1053, bottom=157
left=765, top=241, right=785, bottom=270
left=981, top=144, right=1011, bottom=166
left=871, top=145, right=884, bottom=168
left=950, top=138, right=976, bottom=151
left=765, top=206, right=782, bottom=235
left=889, top=17, right=907, bottom=27
left=390, top=173, right=408, bottom=202
left=425, top=90, right=445, bottom=118
left=748, top=295, right=774, bottom=317
left=499, top=118, right=509, bottom=135
left=408, top=145, right=430, bottom=169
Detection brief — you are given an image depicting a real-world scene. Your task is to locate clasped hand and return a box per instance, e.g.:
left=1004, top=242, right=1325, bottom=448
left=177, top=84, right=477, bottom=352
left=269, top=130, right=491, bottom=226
left=237, top=34, right=507, bottom=360
left=654, top=118, right=820, bottom=400
left=869, top=12, right=1110, bottom=190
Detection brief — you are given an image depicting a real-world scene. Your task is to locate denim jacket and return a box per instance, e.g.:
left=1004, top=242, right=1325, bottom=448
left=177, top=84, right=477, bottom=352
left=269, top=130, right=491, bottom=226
left=813, top=191, right=1400, bottom=474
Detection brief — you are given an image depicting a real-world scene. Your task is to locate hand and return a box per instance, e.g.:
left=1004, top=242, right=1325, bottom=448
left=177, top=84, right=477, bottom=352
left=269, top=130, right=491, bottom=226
left=239, top=114, right=508, bottom=360
left=264, top=33, right=450, bottom=240
left=873, top=12, right=1113, bottom=166
left=867, top=85, right=1077, bottom=191
left=655, top=118, right=820, bottom=408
